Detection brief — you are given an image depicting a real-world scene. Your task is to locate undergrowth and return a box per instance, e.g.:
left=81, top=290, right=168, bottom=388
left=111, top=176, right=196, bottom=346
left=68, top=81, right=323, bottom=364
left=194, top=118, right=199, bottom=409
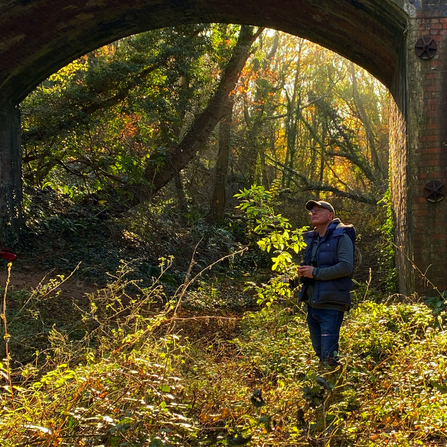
left=1, top=185, right=446, bottom=446
left=1, top=259, right=447, bottom=446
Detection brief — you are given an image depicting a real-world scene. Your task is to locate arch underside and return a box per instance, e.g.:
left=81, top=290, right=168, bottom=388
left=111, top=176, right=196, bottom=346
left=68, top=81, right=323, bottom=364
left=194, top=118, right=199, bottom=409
left=0, top=0, right=407, bottom=103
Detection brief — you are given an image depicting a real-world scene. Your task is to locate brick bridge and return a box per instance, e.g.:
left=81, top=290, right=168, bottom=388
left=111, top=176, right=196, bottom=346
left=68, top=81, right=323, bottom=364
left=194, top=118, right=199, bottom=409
left=0, top=0, right=445, bottom=296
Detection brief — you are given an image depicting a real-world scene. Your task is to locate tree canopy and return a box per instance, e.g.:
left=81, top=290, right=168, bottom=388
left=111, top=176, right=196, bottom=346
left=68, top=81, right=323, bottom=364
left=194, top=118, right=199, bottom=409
left=21, top=25, right=389, bottom=214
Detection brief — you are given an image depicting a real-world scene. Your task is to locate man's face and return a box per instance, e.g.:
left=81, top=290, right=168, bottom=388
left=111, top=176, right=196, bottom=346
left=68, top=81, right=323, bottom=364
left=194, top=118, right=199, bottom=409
left=309, top=206, right=333, bottom=226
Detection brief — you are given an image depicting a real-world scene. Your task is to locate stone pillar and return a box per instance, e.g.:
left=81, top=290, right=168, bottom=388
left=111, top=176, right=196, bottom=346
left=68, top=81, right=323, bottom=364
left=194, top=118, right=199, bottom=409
left=0, top=101, right=23, bottom=243
left=404, top=0, right=447, bottom=295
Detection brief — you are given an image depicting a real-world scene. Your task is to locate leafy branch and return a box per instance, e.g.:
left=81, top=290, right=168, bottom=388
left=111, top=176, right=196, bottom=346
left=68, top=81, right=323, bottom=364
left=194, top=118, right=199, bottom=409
left=235, top=183, right=307, bottom=306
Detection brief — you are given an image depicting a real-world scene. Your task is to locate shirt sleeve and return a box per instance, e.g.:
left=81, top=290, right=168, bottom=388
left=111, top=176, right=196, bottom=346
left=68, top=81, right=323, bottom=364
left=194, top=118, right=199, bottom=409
left=312, top=233, right=354, bottom=281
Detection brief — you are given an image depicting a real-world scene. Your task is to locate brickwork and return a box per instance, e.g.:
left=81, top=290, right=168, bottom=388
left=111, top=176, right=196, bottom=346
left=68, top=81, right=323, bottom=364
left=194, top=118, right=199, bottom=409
left=0, top=0, right=407, bottom=102
left=0, top=102, right=23, bottom=242
left=404, top=0, right=447, bottom=293
left=390, top=99, right=414, bottom=295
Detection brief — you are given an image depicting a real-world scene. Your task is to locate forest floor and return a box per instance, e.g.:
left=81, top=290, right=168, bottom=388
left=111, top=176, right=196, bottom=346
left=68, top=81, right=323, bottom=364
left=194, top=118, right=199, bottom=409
left=0, top=268, right=98, bottom=301
left=1, top=191, right=447, bottom=446
left=2, top=188, right=285, bottom=341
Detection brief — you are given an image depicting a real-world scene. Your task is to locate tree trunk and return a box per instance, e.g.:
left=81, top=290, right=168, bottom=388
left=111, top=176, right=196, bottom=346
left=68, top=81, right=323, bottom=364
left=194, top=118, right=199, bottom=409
left=141, top=25, right=264, bottom=198
left=0, top=101, right=23, bottom=242
left=349, top=62, right=383, bottom=178
left=284, top=48, right=302, bottom=188
left=207, top=101, right=233, bottom=224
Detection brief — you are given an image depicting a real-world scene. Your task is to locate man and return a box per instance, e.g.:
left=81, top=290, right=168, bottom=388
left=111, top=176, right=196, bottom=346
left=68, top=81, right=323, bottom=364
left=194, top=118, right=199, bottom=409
left=297, top=200, right=355, bottom=366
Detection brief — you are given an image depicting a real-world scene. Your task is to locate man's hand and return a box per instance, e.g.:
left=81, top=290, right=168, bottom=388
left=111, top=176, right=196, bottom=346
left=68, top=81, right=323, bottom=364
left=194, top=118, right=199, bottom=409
left=298, top=265, right=314, bottom=278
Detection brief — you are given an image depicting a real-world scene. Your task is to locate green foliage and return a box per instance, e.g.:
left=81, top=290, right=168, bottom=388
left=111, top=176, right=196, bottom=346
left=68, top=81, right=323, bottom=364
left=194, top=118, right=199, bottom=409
left=1, top=354, right=197, bottom=446
left=224, top=301, right=447, bottom=446
left=235, top=182, right=307, bottom=306
left=21, top=24, right=234, bottom=202
left=0, top=261, right=196, bottom=446
left=377, top=186, right=398, bottom=294
left=0, top=272, right=83, bottom=365
left=424, top=292, right=447, bottom=317
left=2, top=258, right=447, bottom=446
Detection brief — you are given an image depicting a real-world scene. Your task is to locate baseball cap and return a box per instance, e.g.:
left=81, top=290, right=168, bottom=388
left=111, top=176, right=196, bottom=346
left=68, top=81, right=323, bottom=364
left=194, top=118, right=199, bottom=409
left=305, top=200, right=335, bottom=214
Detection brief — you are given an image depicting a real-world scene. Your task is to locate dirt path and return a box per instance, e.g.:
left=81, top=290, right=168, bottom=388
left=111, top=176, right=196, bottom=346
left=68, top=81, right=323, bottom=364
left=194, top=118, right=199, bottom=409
left=0, top=265, right=99, bottom=300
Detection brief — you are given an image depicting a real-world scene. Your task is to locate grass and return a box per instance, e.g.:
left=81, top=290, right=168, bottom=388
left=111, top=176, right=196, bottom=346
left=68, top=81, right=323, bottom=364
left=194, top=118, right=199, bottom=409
left=1, top=266, right=447, bottom=446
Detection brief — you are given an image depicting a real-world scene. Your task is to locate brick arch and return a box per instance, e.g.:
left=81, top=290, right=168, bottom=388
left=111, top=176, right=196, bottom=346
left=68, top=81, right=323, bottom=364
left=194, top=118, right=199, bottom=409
left=12, top=1, right=447, bottom=297
left=0, top=0, right=407, bottom=103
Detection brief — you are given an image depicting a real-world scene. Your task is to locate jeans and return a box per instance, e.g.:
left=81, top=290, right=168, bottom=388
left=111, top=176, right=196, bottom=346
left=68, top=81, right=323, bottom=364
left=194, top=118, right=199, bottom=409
left=306, top=306, right=344, bottom=361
